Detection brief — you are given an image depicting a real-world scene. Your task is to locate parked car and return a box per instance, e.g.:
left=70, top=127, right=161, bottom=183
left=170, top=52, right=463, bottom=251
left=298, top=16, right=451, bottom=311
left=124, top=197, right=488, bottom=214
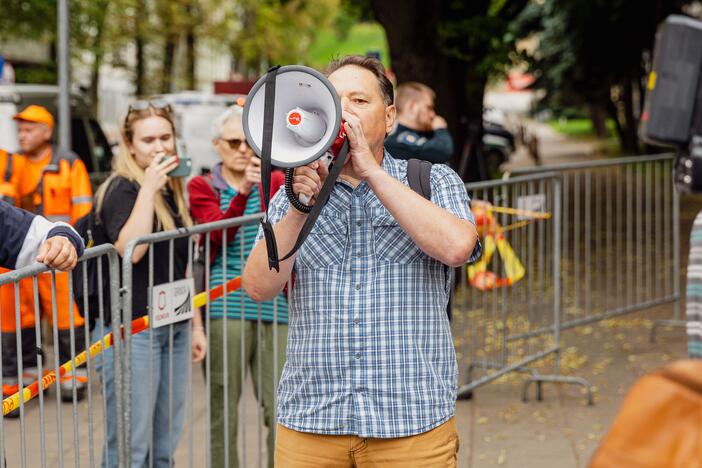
left=0, top=84, right=113, bottom=186
left=151, top=92, right=244, bottom=176
left=483, top=114, right=516, bottom=176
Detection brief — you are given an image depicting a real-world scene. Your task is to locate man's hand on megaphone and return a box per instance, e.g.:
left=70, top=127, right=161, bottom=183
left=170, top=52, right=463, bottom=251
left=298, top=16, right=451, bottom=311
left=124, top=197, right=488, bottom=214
left=342, top=111, right=381, bottom=180
left=292, top=160, right=330, bottom=208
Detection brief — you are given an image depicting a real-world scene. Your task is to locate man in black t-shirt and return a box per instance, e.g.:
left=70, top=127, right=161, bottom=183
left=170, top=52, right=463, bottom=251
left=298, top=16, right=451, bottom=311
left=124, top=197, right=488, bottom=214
left=384, top=82, right=454, bottom=164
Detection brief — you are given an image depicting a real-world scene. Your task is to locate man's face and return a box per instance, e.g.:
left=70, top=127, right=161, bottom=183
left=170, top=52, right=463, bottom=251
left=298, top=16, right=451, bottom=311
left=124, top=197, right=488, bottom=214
left=17, top=121, right=52, bottom=154
left=328, top=65, right=395, bottom=154
left=412, top=92, right=436, bottom=132
left=213, top=117, right=254, bottom=172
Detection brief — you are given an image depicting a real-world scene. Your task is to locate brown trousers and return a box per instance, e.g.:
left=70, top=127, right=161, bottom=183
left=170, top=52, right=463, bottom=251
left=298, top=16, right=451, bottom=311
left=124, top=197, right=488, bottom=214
left=275, top=417, right=459, bottom=467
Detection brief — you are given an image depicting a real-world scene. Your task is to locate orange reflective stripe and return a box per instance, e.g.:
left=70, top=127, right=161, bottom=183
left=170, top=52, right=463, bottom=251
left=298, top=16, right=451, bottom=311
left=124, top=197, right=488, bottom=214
left=60, top=375, right=89, bottom=384
left=2, top=384, right=19, bottom=396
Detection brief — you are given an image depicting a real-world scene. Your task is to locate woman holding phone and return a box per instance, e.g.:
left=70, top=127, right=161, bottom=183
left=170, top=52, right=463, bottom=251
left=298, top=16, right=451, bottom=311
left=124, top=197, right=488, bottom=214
left=93, top=100, right=207, bottom=468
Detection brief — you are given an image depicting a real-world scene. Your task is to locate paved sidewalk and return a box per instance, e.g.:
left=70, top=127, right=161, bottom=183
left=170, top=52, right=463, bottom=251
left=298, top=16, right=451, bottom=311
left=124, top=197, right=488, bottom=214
left=455, top=306, right=687, bottom=467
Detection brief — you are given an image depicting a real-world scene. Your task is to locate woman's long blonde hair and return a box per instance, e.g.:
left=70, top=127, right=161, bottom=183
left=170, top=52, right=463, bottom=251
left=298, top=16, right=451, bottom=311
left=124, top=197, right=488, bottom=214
left=95, top=105, right=192, bottom=231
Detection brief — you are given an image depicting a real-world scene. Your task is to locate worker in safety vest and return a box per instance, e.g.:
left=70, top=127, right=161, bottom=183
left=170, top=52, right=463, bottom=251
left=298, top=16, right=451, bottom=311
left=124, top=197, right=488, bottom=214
left=4, top=105, right=93, bottom=404
left=0, top=148, right=32, bottom=413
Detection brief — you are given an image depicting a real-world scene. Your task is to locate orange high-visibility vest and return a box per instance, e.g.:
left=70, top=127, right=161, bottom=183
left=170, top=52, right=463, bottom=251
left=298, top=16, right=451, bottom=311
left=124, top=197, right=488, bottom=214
left=0, top=149, right=25, bottom=206
left=19, top=146, right=93, bottom=225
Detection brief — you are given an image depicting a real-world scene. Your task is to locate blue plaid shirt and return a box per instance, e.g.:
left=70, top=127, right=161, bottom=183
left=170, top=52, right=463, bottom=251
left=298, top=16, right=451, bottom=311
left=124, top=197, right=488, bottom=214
left=258, top=152, right=480, bottom=438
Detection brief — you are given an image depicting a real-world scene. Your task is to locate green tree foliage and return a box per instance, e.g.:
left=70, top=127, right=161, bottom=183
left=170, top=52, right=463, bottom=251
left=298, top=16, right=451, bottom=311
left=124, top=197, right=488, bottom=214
left=0, top=0, right=56, bottom=41
left=512, top=0, right=692, bottom=153
left=369, top=0, right=528, bottom=181
left=206, top=0, right=340, bottom=78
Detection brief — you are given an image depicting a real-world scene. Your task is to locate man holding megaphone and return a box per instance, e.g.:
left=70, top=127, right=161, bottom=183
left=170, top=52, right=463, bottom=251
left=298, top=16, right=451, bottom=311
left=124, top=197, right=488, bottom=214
left=243, top=55, right=481, bottom=467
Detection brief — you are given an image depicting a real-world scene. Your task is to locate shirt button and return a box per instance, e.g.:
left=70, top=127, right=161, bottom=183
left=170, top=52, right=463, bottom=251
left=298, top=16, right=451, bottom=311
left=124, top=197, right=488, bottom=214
left=356, top=220, right=362, bottom=227
left=355, top=353, right=361, bottom=359
left=355, top=283, right=361, bottom=290
left=355, top=191, right=362, bottom=198
left=355, top=386, right=363, bottom=392
left=353, top=319, right=360, bottom=325
left=356, top=252, right=362, bottom=258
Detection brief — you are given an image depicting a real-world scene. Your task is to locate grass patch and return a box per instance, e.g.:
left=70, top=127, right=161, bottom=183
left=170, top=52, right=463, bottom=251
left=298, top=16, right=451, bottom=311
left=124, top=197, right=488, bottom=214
left=307, top=22, right=389, bottom=70
left=547, top=118, right=625, bottom=156
left=547, top=118, right=617, bottom=139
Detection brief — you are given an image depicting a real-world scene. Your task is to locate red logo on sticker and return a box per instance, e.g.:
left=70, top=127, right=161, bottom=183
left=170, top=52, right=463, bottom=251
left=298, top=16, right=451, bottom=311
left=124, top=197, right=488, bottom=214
left=288, top=112, right=302, bottom=126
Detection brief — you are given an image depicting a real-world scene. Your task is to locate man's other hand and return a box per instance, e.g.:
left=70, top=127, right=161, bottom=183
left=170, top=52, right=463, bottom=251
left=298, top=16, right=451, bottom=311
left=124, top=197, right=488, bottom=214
left=36, top=236, right=78, bottom=271
left=432, top=116, right=448, bottom=130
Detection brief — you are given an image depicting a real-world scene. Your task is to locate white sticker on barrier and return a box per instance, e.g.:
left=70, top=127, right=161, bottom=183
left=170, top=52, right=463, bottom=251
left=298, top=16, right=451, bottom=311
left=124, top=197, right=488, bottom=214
left=516, top=194, right=546, bottom=220
left=151, top=278, right=194, bottom=328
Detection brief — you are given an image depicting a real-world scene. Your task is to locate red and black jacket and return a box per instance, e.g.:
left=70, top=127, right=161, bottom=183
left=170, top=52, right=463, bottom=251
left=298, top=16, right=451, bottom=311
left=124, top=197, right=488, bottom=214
left=187, top=163, right=285, bottom=264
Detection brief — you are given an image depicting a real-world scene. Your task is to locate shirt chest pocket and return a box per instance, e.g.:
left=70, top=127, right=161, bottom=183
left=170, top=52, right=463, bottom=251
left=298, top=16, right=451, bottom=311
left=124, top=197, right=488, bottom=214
left=297, top=213, right=348, bottom=269
left=371, top=211, right=424, bottom=264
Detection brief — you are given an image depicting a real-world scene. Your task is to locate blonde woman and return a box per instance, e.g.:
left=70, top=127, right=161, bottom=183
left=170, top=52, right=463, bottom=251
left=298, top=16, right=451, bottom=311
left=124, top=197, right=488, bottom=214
left=93, top=100, right=206, bottom=468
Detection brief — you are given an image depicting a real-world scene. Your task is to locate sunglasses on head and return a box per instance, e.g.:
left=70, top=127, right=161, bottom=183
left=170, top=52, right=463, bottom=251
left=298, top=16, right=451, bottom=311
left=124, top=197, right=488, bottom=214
left=128, top=99, right=172, bottom=113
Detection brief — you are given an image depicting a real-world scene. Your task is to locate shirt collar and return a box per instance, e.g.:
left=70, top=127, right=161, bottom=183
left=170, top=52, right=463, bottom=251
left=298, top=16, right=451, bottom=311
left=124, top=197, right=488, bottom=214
left=211, top=162, right=231, bottom=192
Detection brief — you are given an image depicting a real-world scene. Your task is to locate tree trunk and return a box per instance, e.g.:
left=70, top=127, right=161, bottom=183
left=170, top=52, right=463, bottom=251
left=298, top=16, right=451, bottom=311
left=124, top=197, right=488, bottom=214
left=621, top=75, right=640, bottom=154
left=134, top=2, right=146, bottom=97
left=89, top=64, right=100, bottom=116
left=606, top=93, right=627, bottom=149
left=88, top=2, right=109, bottom=116
left=184, top=2, right=197, bottom=90
left=588, top=102, right=608, bottom=139
left=161, top=34, right=177, bottom=94
left=185, top=29, right=196, bottom=90
left=371, top=0, right=487, bottom=181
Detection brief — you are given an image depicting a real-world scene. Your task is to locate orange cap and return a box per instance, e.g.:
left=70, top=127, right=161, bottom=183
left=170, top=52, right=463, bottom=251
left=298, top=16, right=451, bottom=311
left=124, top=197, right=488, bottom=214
left=13, top=105, right=55, bottom=128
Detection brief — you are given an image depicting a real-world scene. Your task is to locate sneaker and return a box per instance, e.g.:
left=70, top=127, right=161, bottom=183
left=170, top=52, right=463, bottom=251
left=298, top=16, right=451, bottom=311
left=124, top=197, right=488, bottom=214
left=59, top=368, right=88, bottom=403
left=2, top=382, right=20, bottom=418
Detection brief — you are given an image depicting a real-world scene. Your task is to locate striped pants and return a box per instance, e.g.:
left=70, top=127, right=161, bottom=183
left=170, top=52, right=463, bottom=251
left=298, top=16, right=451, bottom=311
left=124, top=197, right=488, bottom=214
left=687, top=211, right=702, bottom=358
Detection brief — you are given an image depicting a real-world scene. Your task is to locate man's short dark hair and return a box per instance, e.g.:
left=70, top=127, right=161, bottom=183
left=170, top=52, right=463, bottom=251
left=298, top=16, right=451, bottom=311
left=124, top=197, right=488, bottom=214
left=325, top=55, right=394, bottom=107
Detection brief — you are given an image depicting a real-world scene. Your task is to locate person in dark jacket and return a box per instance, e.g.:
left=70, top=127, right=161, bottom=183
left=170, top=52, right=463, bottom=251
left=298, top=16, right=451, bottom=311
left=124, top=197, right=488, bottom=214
left=0, top=199, right=83, bottom=271
left=384, top=81, right=454, bottom=164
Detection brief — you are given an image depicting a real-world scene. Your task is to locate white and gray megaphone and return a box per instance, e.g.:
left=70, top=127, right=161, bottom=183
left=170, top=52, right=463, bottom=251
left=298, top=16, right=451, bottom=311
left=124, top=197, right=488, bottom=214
left=243, top=65, right=349, bottom=271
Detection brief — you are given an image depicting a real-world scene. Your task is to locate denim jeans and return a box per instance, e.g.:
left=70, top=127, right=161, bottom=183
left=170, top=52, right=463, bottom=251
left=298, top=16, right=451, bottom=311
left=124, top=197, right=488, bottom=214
left=94, top=321, right=190, bottom=468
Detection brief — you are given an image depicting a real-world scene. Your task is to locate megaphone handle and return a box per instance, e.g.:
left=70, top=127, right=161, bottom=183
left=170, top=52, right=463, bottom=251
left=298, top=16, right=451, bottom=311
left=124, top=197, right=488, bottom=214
left=298, top=152, right=335, bottom=205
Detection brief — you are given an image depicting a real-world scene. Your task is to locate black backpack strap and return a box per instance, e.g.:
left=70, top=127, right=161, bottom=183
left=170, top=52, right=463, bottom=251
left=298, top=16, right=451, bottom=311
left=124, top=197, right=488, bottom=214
left=407, top=158, right=432, bottom=200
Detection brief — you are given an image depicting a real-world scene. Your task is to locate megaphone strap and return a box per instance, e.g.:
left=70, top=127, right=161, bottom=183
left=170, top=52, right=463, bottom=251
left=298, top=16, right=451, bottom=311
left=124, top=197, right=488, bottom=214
left=260, top=65, right=280, bottom=211
left=278, top=140, right=349, bottom=265
left=258, top=65, right=348, bottom=272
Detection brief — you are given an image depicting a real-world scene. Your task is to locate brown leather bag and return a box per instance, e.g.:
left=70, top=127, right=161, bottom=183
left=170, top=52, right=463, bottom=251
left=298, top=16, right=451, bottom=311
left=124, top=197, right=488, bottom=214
left=589, top=360, right=702, bottom=468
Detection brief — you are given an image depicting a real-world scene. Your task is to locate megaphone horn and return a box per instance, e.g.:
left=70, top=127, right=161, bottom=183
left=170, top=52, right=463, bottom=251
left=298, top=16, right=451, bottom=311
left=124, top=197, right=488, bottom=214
left=243, top=65, right=344, bottom=168
left=242, top=65, right=351, bottom=272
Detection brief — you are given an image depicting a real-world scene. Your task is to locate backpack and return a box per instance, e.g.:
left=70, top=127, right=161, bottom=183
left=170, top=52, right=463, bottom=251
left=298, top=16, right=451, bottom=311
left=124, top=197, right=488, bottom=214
left=589, top=360, right=702, bottom=467
left=72, top=190, right=114, bottom=331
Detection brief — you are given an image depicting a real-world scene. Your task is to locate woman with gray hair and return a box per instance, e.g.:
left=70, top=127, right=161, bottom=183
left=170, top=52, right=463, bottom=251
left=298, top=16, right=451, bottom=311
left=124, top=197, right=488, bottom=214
left=187, top=105, right=288, bottom=468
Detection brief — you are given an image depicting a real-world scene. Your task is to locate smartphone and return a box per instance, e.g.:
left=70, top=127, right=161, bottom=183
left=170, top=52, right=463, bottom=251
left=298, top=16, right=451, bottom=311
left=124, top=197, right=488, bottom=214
left=164, top=155, right=192, bottom=177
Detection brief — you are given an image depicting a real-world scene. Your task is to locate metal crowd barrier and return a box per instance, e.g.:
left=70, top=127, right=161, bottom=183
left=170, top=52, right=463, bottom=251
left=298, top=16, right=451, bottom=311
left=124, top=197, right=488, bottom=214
left=120, top=214, right=286, bottom=468
left=506, top=154, right=682, bottom=341
left=453, top=172, right=592, bottom=404
left=0, top=244, right=123, bottom=468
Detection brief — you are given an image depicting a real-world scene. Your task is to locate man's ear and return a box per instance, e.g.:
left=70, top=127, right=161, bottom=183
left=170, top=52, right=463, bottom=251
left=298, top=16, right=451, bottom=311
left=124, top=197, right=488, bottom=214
left=44, top=124, right=54, bottom=142
left=385, top=104, right=396, bottom=135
